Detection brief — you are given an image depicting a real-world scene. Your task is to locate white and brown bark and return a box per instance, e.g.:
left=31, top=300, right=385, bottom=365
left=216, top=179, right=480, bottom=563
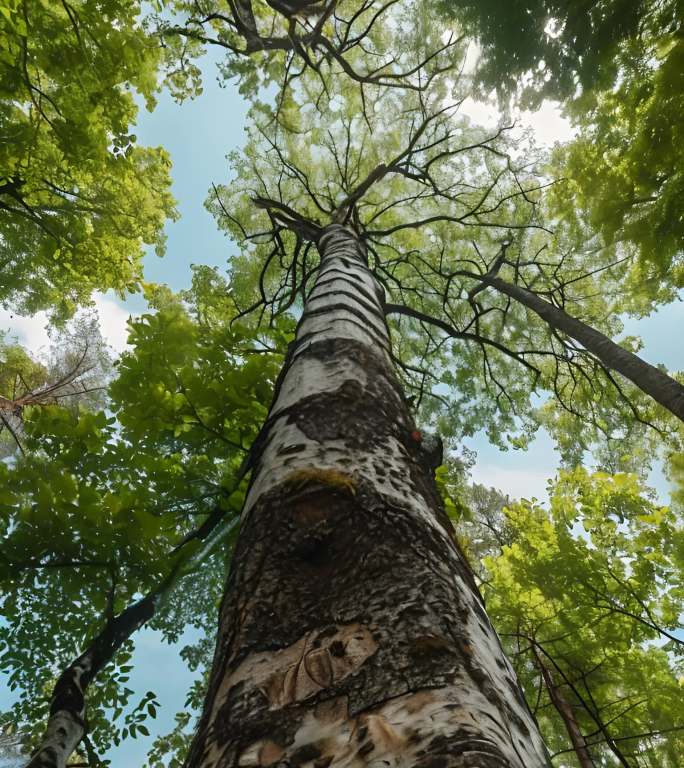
left=184, top=224, right=551, bottom=768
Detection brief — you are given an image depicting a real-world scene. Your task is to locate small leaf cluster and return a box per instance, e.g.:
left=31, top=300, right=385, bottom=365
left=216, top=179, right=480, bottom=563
left=479, top=468, right=684, bottom=766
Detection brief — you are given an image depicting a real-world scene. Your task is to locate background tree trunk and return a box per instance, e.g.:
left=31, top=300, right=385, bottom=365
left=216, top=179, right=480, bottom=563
left=184, top=224, right=551, bottom=768
left=484, top=275, right=684, bottom=423
left=26, top=596, right=155, bottom=768
left=533, top=648, right=595, bottom=768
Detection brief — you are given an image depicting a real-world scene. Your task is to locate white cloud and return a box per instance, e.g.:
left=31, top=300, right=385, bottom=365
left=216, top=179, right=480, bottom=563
left=459, top=39, right=480, bottom=75
left=516, top=101, right=576, bottom=147
left=0, top=307, right=51, bottom=354
left=460, top=96, right=501, bottom=128
left=470, top=462, right=554, bottom=502
left=0, top=293, right=133, bottom=357
left=92, top=293, right=132, bottom=354
left=456, top=37, right=576, bottom=148
left=460, top=97, right=576, bottom=148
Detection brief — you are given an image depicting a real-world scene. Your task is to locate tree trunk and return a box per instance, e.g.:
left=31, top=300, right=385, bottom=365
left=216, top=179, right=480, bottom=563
left=26, top=595, right=156, bottom=768
left=533, top=648, right=595, bottom=768
left=483, top=275, right=684, bottom=423
left=25, top=509, right=235, bottom=768
left=184, top=224, right=551, bottom=768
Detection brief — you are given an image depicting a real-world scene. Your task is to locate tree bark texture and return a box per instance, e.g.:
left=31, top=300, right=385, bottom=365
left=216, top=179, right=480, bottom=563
left=484, top=276, right=684, bottom=423
left=184, top=224, right=551, bottom=768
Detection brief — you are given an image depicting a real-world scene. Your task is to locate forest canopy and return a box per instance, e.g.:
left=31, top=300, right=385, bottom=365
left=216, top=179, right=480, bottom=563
left=1, top=1, right=683, bottom=767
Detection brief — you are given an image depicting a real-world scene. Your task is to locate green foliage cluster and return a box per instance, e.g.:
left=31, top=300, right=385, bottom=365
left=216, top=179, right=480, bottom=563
left=443, top=466, right=684, bottom=766
left=550, top=31, right=684, bottom=288
left=0, top=0, right=177, bottom=318
left=0, top=274, right=292, bottom=757
left=441, top=0, right=650, bottom=101
left=441, top=0, right=684, bottom=290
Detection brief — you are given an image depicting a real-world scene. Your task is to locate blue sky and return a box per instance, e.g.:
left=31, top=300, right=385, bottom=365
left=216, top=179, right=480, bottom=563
left=2, top=42, right=684, bottom=768
left=132, top=49, right=248, bottom=295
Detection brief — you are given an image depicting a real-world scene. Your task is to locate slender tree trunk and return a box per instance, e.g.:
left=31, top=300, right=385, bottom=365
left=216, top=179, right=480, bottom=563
left=533, top=649, right=595, bottom=768
left=483, top=275, right=684, bottom=423
left=184, top=224, right=551, bottom=768
left=26, top=596, right=156, bottom=768
left=25, top=511, right=234, bottom=768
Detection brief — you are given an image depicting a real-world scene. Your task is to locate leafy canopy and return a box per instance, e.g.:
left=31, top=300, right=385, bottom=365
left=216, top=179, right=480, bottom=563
left=2, top=1, right=684, bottom=766
left=0, top=274, right=292, bottom=758
left=440, top=0, right=684, bottom=288
left=0, top=0, right=177, bottom=318
left=211, top=60, right=681, bottom=467
left=451, top=466, right=684, bottom=767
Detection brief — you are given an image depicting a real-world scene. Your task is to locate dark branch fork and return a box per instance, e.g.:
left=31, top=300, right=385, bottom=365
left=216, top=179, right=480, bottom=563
left=158, top=0, right=465, bottom=98
left=216, top=95, right=684, bottom=434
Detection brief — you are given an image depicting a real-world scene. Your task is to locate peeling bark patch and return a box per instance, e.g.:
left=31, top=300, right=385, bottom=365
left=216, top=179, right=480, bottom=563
left=265, top=688, right=519, bottom=767
left=266, top=624, right=377, bottom=708
left=220, top=623, right=377, bottom=717
left=237, top=740, right=284, bottom=767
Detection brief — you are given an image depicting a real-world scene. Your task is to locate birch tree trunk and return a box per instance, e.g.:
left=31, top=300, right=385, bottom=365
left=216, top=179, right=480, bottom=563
left=184, top=224, right=551, bottom=768
left=26, top=596, right=156, bottom=768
